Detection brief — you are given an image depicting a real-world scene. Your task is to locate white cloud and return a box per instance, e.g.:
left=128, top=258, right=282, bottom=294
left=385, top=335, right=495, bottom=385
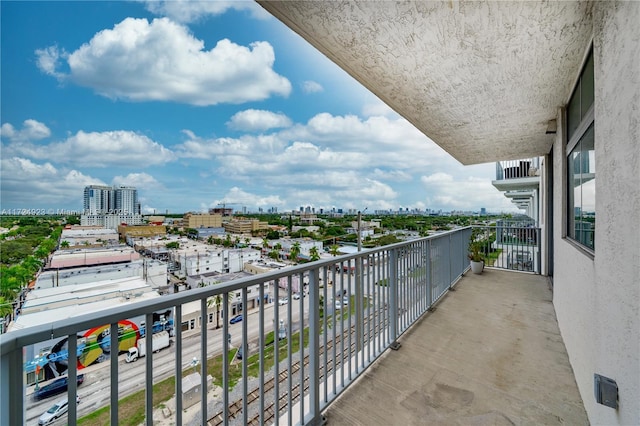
left=112, top=173, right=162, bottom=190
left=37, top=18, right=291, bottom=105
left=34, top=45, right=66, bottom=79
left=421, top=171, right=518, bottom=212
left=206, top=187, right=285, bottom=210
left=0, top=157, right=105, bottom=208
left=301, top=80, right=323, bottom=94
left=227, top=109, right=292, bottom=132
left=362, top=98, right=400, bottom=118
left=3, top=127, right=175, bottom=168
left=0, top=119, right=51, bottom=142
left=142, top=0, right=270, bottom=23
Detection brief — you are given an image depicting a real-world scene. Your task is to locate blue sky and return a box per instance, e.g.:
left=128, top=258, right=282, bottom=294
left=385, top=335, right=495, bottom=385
left=1, top=1, right=518, bottom=215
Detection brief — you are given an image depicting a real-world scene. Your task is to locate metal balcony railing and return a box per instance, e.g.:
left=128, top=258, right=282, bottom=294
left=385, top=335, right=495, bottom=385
left=470, top=224, right=541, bottom=274
left=0, top=228, right=472, bottom=426
left=495, top=158, right=541, bottom=181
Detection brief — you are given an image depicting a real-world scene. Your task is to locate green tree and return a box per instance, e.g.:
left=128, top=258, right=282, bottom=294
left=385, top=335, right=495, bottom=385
left=207, top=294, right=223, bottom=329
left=289, top=242, right=301, bottom=262
left=309, top=246, right=320, bottom=262
left=223, top=234, right=232, bottom=247
left=329, top=245, right=340, bottom=256
left=269, top=249, right=279, bottom=260
left=166, top=241, right=180, bottom=249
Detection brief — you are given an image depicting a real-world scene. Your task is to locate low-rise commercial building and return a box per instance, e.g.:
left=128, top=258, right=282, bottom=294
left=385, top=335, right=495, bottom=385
left=118, top=224, right=167, bottom=241
left=47, top=246, right=141, bottom=270
left=183, top=213, right=222, bottom=229
left=223, top=219, right=269, bottom=235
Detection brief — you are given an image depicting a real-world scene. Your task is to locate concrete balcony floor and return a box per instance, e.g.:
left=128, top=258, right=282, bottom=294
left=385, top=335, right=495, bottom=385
left=323, top=269, right=588, bottom=425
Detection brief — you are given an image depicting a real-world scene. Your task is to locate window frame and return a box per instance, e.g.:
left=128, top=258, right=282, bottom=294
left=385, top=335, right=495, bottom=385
left=565, top=46, right=595, bottom=255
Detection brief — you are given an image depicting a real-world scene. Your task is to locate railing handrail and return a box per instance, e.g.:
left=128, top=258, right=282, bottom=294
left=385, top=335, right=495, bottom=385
left=0, top=227, right=469, bottom=356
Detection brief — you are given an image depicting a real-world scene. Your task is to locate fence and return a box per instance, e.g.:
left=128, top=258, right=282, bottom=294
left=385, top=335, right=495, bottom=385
left=1, top=227, right=472, bottom=425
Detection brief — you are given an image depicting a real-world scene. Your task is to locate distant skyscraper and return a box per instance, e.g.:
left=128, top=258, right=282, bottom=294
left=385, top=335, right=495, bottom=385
left=114, top=186, right=139, bottom=214
left=84, top=185, right=113, bottom=215
left=82, top=185, right=142, bottom=229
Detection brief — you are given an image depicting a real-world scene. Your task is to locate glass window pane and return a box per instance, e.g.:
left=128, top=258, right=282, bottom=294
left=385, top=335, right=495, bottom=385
left=581, top=53, right=594, bottom=118
left=567, top=85, right=581, bottom=141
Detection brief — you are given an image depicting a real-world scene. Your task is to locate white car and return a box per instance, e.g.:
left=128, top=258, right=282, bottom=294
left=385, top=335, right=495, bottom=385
left=278, top=297, right=288, bottom=305
left=293, top=293, right=301, bottom=300
left=334, top=301, right=343, bottom=310
left=38, top=396, right=80, bottom=425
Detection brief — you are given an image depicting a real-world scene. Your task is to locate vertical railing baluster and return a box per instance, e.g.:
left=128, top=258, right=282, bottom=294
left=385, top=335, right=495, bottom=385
left=145, top=312, right=153, bottom=426
left=258, top=284, right=265, bottom=425
left=389, top=248, right=400, bottom=349
left=201, top=298, right=208, bottom=426
left=110, top=322, right=119, bottom=426
left=68, top=332, right=77, bottom=426
left=241, top=288, right=248, bottom=426
left=222, top=293, right=229, bottom=426
left=308, top=266, right=321, bottom=424
left=174, top=304, right=183, bottom=425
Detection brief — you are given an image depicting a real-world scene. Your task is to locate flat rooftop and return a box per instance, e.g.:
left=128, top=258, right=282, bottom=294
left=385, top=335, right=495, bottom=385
left=323, top=269, right=588, bottom=425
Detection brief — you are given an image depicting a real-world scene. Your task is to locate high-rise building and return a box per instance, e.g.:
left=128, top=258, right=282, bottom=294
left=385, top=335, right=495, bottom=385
left=82, top=185, right=142, bottom=229
left=114, top=186, right=139, bottom=214
left=83, top=185, right=113, bottom=215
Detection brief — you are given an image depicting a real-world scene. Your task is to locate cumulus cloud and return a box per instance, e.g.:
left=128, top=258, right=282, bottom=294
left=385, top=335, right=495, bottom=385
left=112, top=172, right=163, bottom=190
left=0, top=119, right=51, bottom=142
left=0, top=157, right=105, bottom=208
left=3, top=127, right=175, bottom=168
left=142, top=0, right=270, bottom=23
left=421, top=171, right=517, bottom=212
left=227, top=109, right=292, bottom=132
left=301, top=80, right=323, bottom=94
left=362, top=99, right=400, bottom=118
left=207, top=187, right=285, bottom=210
left=34, top=46, right=66, bottom=78
left=36, top=17, right=291, bottom=105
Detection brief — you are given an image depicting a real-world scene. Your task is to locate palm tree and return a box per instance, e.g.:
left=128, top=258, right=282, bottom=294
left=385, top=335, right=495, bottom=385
left=289, top=242, right=301, bottom=263
left=207, top=294, right=223, bottom=329
left=60, top=240, right=70, bottom=248
left=274, top=243, right=282, bottom=260
left=309, top=246, right=320, bottom=261
left=329, top=244, right=340, bottom=256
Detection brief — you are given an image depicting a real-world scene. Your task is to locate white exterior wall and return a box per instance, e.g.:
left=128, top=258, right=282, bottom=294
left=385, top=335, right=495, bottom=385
left=184, top=249, right=260, bottom=276
left=552, top=3, right=639, bottom=425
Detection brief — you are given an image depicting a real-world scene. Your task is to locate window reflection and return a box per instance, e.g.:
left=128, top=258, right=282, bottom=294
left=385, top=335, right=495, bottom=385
left=568, top=123, right=595, bottom=249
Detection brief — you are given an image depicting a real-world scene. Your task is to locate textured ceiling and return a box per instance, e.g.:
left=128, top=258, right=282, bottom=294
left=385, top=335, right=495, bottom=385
left=258, top=1, right=593, bottom=165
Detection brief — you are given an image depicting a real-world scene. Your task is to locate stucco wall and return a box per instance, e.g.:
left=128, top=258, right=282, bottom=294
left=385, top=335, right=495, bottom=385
left=553, top=2, right=640, bottom=425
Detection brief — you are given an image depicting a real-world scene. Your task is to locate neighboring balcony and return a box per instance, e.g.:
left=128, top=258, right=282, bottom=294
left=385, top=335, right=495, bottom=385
left=0, top=227, right=581, bottom=425
left=492, top=158, right=541, bottom=192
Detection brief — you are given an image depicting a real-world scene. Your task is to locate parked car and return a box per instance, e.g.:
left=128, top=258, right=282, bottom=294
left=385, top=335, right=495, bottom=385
left=229, top=314, right=243, bottom=324
left=334, top=301, right=343, bottom=310
left=38, top=395, right=80, bottom=425
left=278, top=297, right=288, bottom=305
left=293, top=293, right=301, bottom=300
left=34, top=374, right=85, bottom=401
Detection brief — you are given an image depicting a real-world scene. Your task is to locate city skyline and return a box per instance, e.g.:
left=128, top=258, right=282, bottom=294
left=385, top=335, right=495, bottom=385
left=1, top=1, right=521, bottom=214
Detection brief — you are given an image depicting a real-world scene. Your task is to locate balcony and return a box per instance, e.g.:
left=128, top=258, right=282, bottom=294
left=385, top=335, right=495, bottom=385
left=0, top=227, right=584, bottom=425
left=323, top=269, right=587, bottom=425
left=492, top=158, right=541, bottom=192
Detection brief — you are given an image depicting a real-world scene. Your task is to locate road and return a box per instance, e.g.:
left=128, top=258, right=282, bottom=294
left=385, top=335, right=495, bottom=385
left=25, top=297, right=309, bottom=425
